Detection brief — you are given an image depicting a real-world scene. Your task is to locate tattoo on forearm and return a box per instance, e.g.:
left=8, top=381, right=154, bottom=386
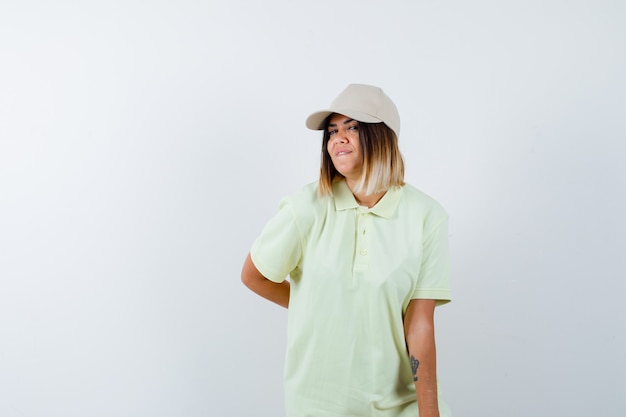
left=410, top=355, right=420, bottom=382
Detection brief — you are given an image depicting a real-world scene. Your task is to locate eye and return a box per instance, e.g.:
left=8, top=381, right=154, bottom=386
left=348, top=125, right=358, bottom=132
left=328, top=129, right=337, bottom=136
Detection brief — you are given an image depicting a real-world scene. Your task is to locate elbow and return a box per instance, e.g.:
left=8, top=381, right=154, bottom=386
left=241, top=264, right=254, bottom=289
left=241, top=271, right=258, bottom=290
left=241, top=253, right=264, bottom=290
left=241, top=271, right=251, bottom=288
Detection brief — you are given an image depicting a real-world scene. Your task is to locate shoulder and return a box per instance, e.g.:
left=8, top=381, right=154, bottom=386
left=400, top=183, right=448, bottom=224
left=271, top=181, right=331, bottom=242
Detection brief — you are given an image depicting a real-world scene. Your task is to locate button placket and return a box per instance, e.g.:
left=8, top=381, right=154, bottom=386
left=354, top=209, right=370, bottom=271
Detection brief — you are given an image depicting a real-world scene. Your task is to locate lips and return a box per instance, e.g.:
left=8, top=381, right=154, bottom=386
left=335, top=149, right=352, bottom=156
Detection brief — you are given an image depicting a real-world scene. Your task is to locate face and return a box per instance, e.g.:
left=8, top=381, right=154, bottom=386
left=327, top=113, right=363, bottom=183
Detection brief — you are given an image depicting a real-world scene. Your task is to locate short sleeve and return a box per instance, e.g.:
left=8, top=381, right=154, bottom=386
left=250, top=198, right=303, bottom=283
left=411, top=216, right=451, bottom=305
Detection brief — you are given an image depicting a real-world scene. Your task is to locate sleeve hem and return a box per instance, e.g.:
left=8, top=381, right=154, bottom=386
left=411, top=288, right=451, bottom=306
left=250, top=250, right=286, bottom=283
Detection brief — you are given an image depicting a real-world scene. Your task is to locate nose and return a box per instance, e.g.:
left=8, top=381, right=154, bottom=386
left=332, top=129, right=348, bottom=143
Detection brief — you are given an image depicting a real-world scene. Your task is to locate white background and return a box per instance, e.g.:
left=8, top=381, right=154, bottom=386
left=1, top=1, right=625, bottom=416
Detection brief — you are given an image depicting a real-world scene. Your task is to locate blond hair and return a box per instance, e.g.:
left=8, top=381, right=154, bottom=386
left=318, top=119, right=405, bottom=196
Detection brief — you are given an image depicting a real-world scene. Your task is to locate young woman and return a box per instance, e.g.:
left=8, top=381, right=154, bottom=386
left=242, top=84, right=451, bottom=417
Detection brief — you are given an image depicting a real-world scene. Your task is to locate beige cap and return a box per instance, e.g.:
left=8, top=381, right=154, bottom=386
left=305, top=83, right=400, bottom=138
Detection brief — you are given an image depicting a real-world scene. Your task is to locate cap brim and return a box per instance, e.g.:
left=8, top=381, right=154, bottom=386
left=305, top=109, right=384, bottom=131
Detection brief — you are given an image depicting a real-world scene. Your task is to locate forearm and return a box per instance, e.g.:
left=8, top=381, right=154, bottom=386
left=241, top=253, right=290, bottom=308
left=406, top=329, right=439, bottom=417
left=404, top=299, right=439, bottom=417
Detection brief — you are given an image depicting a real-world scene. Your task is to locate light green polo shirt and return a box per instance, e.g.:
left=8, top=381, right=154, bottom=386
left=251, top=179, right=451, bottom=417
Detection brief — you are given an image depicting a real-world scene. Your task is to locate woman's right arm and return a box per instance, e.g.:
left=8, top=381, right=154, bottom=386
left=241, top=253, right=290, bottom=308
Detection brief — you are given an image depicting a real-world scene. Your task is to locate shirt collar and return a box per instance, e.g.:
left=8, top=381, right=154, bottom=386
left=332, top=179, right=403, bottom=218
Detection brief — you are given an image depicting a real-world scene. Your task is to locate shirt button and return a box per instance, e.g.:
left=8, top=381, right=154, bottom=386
left=360, top=249, right=367, bottom=256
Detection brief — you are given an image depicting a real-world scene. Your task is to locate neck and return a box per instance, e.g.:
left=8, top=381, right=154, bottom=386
left=354, top=192, right=385, bottom=208
left=346, top=179, right=386, bottom=208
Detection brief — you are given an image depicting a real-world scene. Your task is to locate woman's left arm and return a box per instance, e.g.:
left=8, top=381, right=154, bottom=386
left=404, top=298, right=439, bottom=417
